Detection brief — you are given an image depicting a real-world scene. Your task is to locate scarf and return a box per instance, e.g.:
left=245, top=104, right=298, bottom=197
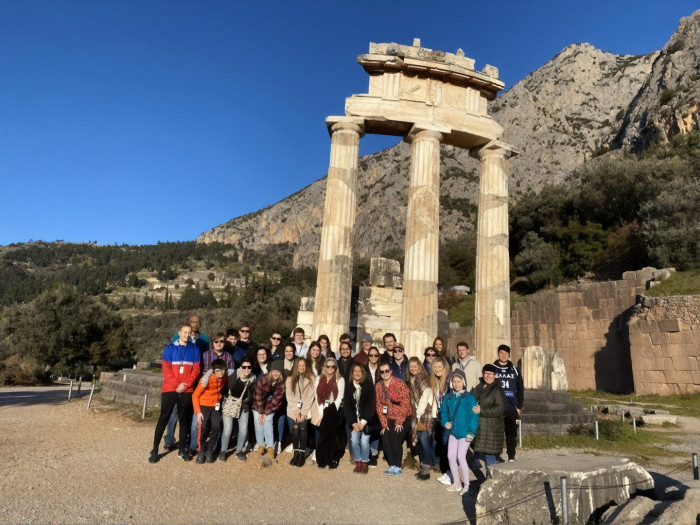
left=316, top=374, right=338, bottom=405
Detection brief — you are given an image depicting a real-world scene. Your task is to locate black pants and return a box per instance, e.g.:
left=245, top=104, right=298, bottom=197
left=153, top=391, right=192, bottom=452
left=504, top=409, right=519, bottom=460
left=382, top=419, right=408, bottom=468
left=291, top=419, right=308, bottom=451
left=199, top=405, right=222, bottom=453
left=316, top=404, right=343, bottom=467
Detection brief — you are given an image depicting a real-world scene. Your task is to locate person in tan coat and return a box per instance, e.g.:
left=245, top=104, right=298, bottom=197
left=286, top=357, right=315, bottom=467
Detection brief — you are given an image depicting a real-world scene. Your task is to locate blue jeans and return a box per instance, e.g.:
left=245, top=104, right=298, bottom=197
left=416, top=429, right=433, bottom=466
left=253, top=410, right=275, bottom=448
left=221, top=410, right=250, bottom=454
left=351, top=430, right=371, bottom=462
left=275, top=413, right=293, bottom=447
left=481, top=452, right=497, bottom=467
left=190, top=412, right=199, bottom=450
left=165, top=405, right=178, bottom=444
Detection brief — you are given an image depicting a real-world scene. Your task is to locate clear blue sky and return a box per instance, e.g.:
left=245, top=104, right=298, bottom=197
left=1, top=0, right=696, bottom=245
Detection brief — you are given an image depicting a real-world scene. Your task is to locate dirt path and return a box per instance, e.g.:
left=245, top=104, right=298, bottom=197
left=1, top=387, right=696, bottom=525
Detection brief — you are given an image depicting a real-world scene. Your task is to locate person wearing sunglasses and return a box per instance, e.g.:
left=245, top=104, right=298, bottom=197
left=238, top=324, right=258, bottom=363
left=423, top=347, right=437, bottom=374
left=375, top=362, right=412, bottom=476
left=201, top=332, right=235, bottom=374
left=219, top=357, right=256, bottom=462
left=268, top=332, right=283, bottom=361
left=390, top=343, right=408, bottom=381
left=365, top=347, right=382, bottom=384
left=310, top=357, right=345, bottom=469
left=364, top=346, right=383, bottom=467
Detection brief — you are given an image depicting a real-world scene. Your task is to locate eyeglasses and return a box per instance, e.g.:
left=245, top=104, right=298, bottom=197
left=271, top=336, right=281, bottom=341
left=240, top=365, right=252, bottom=369
left=325, top=365, right=337, bottom=369
left=240, top=329, right=250, bottom=333
left=425, top=353, right=436, bottom=357
left=214, top=340, right=225, bottom=344
left=380, top=369, right=391, bottom=374
left=394, top=348, right=404, bottom=353
left=368, top=354, right=379, bottom=358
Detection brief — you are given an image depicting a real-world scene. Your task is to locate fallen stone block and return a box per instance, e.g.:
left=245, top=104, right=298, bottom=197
left=640, top=414, right=678, bottom=425
left=655, top=481, right=700, bottom=525
left=600, top=496, right=658, bottom=525
left=475, top=454, right=653, bottom=525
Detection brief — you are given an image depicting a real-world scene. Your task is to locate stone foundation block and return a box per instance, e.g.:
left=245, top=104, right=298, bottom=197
left=640, top=414, right=678, bottom=425
left=475, top=455, right=653, bottom=525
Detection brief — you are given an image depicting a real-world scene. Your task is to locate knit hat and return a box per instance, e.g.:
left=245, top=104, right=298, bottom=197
left=450, top=368, right=467, bottom=388
left=270, top=359, right=285, bottom=374
left=482, top=363, right=498, bottom=374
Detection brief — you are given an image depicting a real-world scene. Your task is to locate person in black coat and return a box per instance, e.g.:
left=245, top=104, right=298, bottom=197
left=344, top=363, right=378, bottom=474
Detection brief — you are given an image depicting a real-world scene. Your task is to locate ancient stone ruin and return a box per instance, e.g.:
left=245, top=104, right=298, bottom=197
left=307, top=39, right=516, bottom=358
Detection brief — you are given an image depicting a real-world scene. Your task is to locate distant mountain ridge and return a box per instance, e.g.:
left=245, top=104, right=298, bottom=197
left=198, top=11, right=700, bottom=268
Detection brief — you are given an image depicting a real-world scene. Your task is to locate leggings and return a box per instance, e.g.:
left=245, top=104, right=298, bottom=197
left=152, top=392, right=192, bottom=452
left=290, top=419, right=308, bottom=451
left=382, top=419, right=408, bottom=468
left=447, top=435, right=471, bottom=488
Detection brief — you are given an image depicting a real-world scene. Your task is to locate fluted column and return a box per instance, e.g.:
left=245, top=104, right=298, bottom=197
left=401, top=126, right=445, bottom=358
left=312, top=117, right=365, bottom=345
left=474, top=142, right=514, bottom=363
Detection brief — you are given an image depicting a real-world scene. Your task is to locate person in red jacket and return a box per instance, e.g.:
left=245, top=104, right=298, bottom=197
left=375, top=361, right=413, bottom=476
left=149, top=323, right=201, bottom=464
left=192, top=359, right=227, bottom=464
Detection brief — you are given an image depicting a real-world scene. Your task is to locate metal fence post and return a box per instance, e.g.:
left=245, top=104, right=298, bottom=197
left=595, top=420, right=599, bottom=440
left=86, top=384, right=96, bottom=410
left=560, top=476, right=568, bottom=525
left=142, top=394, right=148, bottom=419
left=693, top=453, right=698, bottom=481
left=632, top=418, right=637, bottom=434
left=518, top=421, right=522, bottom=448
left=68, top=380, right=74, bottom=402
left=78, top=376, right=83, bottom=394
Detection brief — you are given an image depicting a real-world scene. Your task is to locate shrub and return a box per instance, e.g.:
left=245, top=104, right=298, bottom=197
left=0, top=355, right=38, bottom=386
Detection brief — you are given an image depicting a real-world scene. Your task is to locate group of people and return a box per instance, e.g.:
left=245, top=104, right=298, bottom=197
left=148, top=314, right=524, bottom=495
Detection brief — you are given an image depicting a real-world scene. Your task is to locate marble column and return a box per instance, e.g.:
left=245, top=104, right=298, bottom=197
left=474, top=142, right=513, bottom=363
left=312, top=117, right=365, bottom=345
left=401, top=126, right=445, bottom=358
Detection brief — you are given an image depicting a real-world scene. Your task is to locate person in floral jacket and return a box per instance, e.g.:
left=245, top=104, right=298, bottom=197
left=375, top=360, right=413, bottom=476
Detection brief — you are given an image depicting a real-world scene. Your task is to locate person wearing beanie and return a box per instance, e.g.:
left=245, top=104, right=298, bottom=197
left=472, top=363, right=506, bottom=475
left=440, top=368, right=479, bottom=496
left=493, top=344, right=524, bottom=462
left=251, top=359, right=286, bottom=459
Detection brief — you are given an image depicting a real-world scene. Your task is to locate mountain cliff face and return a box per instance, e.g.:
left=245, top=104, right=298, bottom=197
left=198, top=11, right=700, bottom=268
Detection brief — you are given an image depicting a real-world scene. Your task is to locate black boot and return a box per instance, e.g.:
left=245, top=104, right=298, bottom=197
left=196, top=450, right=206, bottom=464
left=290, top=451, right=300, bottom=467
left=205, top=450, right=216, bottom=463
left=296, top=450, right=306, bottom=468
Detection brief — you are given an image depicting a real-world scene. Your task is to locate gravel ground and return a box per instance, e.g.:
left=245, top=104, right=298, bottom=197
left=1, top=386, right=697, bottom=525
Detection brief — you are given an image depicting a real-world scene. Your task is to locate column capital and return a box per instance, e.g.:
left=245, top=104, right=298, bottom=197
left=471, top=139, right=519, bottom=161
left=326, top=116, right=365, bottom=138
left=405, top=123, right=450, bottom=144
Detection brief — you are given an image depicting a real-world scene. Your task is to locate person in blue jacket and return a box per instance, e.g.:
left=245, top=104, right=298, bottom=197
left=440, top=368, right=479, bottom=496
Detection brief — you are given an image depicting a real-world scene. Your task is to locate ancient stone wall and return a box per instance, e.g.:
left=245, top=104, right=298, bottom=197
left=510, top=268, right=659, bottom=392
left=628, top=295, right=700, bottom=395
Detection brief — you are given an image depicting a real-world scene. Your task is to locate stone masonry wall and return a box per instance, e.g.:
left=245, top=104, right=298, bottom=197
left=628, top=295, right=700, bottom=395
left=510, top=268, right=660, bottom=393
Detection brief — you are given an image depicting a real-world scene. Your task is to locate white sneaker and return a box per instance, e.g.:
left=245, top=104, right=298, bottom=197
left=437, top=474, right=452, bottom=486
left=459, top=487, right=469, bottom=496
left=311, top=450, right=316, bottom=463
left=284, top=444, right=293, bottom=454
left=445, top=484, right=461, bottom=493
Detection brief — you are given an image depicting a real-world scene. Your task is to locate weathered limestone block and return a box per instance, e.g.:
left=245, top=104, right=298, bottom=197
left=640, top=414, right=677, bottom=425
left=600, top=496, right=658, bottom=525
left=369, top=257, right=402, bottom=288
left=521, top=346, right=568, bottom=391
left=475, top=455, right=654, bottom=525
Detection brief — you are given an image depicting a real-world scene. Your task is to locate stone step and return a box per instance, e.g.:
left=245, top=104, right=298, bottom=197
left=114, top=369, right=165, bottom=387
left=521, top=423, right=574, bottom=436
left=524, top=390, right=577, bottom=404
left=102, top=379, right=162, bottom=397
left=523, top=401, right=586, bottom=414
left=98, top=389, right=162, bottom=407
left=522, top=412, right=594, bottom=425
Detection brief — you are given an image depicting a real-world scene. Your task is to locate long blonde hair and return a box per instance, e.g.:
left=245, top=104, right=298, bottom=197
left=429, top=357, right=449, bottom=397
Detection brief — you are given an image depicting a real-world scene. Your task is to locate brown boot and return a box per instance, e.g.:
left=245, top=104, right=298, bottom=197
left=353, top=461, right=361, bottom=473
left=361, top=461, right=369, bottom=474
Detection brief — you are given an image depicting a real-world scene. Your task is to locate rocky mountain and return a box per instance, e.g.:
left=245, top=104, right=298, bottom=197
left=198, top=11, right=700, bottom=268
